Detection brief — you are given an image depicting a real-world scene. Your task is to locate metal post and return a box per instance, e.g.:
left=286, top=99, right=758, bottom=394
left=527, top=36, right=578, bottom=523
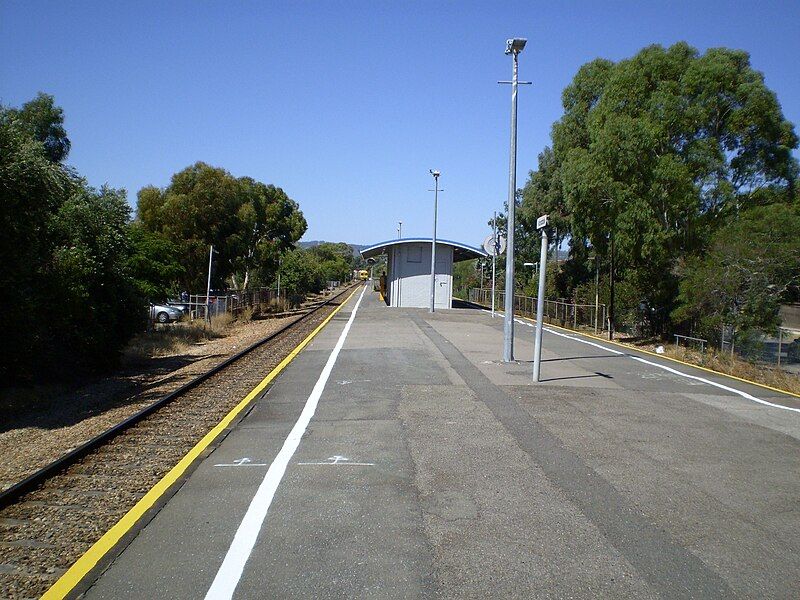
left=777, top=328, right=783, bottom=367
left=594, top=260, right=599, bottom=334
left=491, top=211, right=497, bottom=318
left=398, top=221, right=402, bottom=239
left=205, top=244, right=214, bottom=324
left=429, top=170, right=440, bottom=313
left=608, top=232, right=615, bottom=340
left=533, top=228, right=549, bottom=382
left=503, top=47, right=521, bottom=362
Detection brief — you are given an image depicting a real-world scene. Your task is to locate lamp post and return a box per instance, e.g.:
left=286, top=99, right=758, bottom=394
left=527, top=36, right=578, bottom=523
left=429, top=169, right=441, bottom=313
left=398, top=221, right=402, bottom=239
left=501, top=37, right=530, bottom=362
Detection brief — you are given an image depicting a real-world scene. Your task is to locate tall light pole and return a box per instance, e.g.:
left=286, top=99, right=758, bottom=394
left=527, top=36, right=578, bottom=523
left=501, top=37, right=530, bottom=362
left=398, top=221, right=402, bottom=239
left=429, top=169, right=441, bottom=313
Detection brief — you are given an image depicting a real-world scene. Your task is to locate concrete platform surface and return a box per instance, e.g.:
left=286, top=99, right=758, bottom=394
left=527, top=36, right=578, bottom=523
left=84, top=284, right=800, bottom=599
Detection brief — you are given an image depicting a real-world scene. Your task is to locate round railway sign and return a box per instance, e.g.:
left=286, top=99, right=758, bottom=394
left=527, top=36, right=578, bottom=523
left=483, top=234, right=506, bottom=256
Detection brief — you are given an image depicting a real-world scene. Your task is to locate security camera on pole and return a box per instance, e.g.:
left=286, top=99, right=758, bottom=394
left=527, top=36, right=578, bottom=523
left=532, top=214, right=549, bottom=382
left=499, top=37, right=531, bottom=362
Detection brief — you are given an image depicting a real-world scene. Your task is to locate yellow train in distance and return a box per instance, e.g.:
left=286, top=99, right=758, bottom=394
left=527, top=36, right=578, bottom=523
left=359, top=269, right=369, bottom=280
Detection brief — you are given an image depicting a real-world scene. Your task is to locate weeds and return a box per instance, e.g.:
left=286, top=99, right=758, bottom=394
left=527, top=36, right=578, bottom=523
left=663, top=346, right=800, bottom=396
left=123, top=314, right=234, bottom=364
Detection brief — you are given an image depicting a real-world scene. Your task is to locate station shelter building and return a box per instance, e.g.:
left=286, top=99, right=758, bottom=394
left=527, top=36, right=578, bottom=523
left=360, top=238, right=486, bottom=309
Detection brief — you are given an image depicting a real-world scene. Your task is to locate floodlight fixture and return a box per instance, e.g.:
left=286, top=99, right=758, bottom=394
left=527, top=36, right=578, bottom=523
left=505, top=38, right=527, bottom=55
left=429, top=169, right=440, bottom=177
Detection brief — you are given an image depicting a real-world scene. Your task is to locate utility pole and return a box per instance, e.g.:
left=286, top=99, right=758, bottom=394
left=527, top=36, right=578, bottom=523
left=398, top=221, right=402, bottom=239
left=500, top=38, right=531, bottom=362
left=429, top=169, right=441, bottom=313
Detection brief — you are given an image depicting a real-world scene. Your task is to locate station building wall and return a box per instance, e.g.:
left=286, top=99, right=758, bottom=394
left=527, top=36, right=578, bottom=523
left=388, top=243, right=453, bottom=309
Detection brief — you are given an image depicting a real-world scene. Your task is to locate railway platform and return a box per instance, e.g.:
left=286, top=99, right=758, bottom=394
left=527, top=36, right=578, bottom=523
left=75, top=283, right=799, bottom=599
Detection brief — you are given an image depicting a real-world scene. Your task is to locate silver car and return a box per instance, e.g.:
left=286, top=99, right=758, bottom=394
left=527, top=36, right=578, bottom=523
left=150, top=303, right=184, bottom=324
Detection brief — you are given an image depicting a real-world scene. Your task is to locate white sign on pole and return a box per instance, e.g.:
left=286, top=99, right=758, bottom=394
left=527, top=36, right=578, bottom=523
left=536, top=214, right=549, bottom=230
left=483, top=234, right=506, bottom=256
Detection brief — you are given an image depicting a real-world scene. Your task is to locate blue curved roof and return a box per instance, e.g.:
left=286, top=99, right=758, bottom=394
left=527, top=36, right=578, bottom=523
left=360, top=238, right=487, bottom=262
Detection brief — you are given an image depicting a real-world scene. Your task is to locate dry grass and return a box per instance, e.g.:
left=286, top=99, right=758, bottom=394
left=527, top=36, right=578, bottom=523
left=122, top=313, right=236, bottom=364
left=658, top=346, right=800, bottom=396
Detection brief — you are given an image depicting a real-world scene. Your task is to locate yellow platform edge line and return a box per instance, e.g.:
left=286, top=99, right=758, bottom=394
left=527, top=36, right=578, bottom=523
left=461, top=298, right=799, bottom=400
left=42, top=286, right=360, bottom=600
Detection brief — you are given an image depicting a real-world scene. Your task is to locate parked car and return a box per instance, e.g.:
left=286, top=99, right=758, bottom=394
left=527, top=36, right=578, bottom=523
left=150, top=303, right=184, bottom=324
left=166, top=300, right=191, bottom=315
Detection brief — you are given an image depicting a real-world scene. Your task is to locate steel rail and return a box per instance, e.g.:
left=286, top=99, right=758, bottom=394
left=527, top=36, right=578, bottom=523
left=0, top=284, right=357, bottom=509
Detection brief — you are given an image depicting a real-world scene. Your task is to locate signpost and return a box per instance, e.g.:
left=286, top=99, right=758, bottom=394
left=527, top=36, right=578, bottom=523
left=532, top=215, right=548, bottom=382
left=483, top=214, right=506, bottom=318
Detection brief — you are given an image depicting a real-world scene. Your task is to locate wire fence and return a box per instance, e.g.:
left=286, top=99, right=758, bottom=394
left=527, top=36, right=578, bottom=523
left=720, top=327, right=800, bottom=375
left=468, top=288, right=607, bottom=334
left=163, top=288, right=287, bottom=323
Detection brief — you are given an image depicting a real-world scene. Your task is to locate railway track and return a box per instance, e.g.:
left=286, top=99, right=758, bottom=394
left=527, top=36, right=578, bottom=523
left=0, top=284, right=358, bottom=599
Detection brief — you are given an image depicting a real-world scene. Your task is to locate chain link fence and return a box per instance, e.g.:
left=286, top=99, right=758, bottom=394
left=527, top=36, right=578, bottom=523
left=719, top=326, right=800, bottom=375
left=180, top=288, right=285, bottom=322
left=468, top=288, right=607, bottom=334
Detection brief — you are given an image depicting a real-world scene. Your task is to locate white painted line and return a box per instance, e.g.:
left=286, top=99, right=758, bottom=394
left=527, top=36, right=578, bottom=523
left=483, top=309, right=800, bottom=414
left=205, top=285, right=368, bottom=600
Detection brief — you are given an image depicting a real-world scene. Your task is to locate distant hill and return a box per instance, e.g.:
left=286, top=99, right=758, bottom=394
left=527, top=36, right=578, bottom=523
left=298, top=240, right=365, bottom=256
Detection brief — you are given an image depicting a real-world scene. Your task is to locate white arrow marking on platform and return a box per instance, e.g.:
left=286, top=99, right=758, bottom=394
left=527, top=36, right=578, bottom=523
left=214, top=457, right=268, bottom=467
left=297, top=455, right=375, bottom=466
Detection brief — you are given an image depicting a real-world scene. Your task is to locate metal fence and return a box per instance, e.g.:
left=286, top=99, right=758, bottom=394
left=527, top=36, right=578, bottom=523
left=468, top=288, right=607, bottom=333
left=183, top=288, right=285, bottom=322
left=721, top=327, right=800, bottom=375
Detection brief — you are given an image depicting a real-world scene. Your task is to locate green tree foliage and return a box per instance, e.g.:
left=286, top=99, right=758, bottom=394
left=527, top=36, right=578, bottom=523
left=517, top=42, right=798, bottom=335
left=126, top=223, right=184, bottom=300
left=137, top=163, right=306, bottom=291
left=43, top=185, right=144, bottom=373
left=1, top=101, right=74, bottom=381
left=278, top=248, right=325, bottom=299
left=673, top=204, right=800, bottom=339
left=0, top=92, right=71, bottom=162
left=307, top=242, right=354, bottom=283
left=0, top=95, right=166, bottom=382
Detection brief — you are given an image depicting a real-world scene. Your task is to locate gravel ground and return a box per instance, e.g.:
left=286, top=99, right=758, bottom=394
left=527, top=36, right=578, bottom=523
left=0, top=287, right=353, bottom=599
left=0, top=314, right=304, bottom=492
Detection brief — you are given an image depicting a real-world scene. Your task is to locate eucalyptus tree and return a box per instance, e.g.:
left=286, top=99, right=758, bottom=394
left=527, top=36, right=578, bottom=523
left=137, top=163, right=306, bottom=291
left=520, top=42, right=798, bottom=332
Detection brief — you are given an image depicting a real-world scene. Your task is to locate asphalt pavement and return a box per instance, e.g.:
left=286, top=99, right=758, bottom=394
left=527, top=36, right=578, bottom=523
left=83, top=284, right=800, bottom=599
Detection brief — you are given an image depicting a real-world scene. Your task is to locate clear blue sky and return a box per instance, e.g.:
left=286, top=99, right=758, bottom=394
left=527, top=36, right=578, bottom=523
left=2, top=1, right=798, bottom=247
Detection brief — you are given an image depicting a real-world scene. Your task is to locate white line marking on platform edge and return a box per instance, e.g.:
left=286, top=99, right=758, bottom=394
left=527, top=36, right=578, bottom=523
left=205, top=284, right=367, bottom=600
left=482, top=309, right=800, bottom=414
